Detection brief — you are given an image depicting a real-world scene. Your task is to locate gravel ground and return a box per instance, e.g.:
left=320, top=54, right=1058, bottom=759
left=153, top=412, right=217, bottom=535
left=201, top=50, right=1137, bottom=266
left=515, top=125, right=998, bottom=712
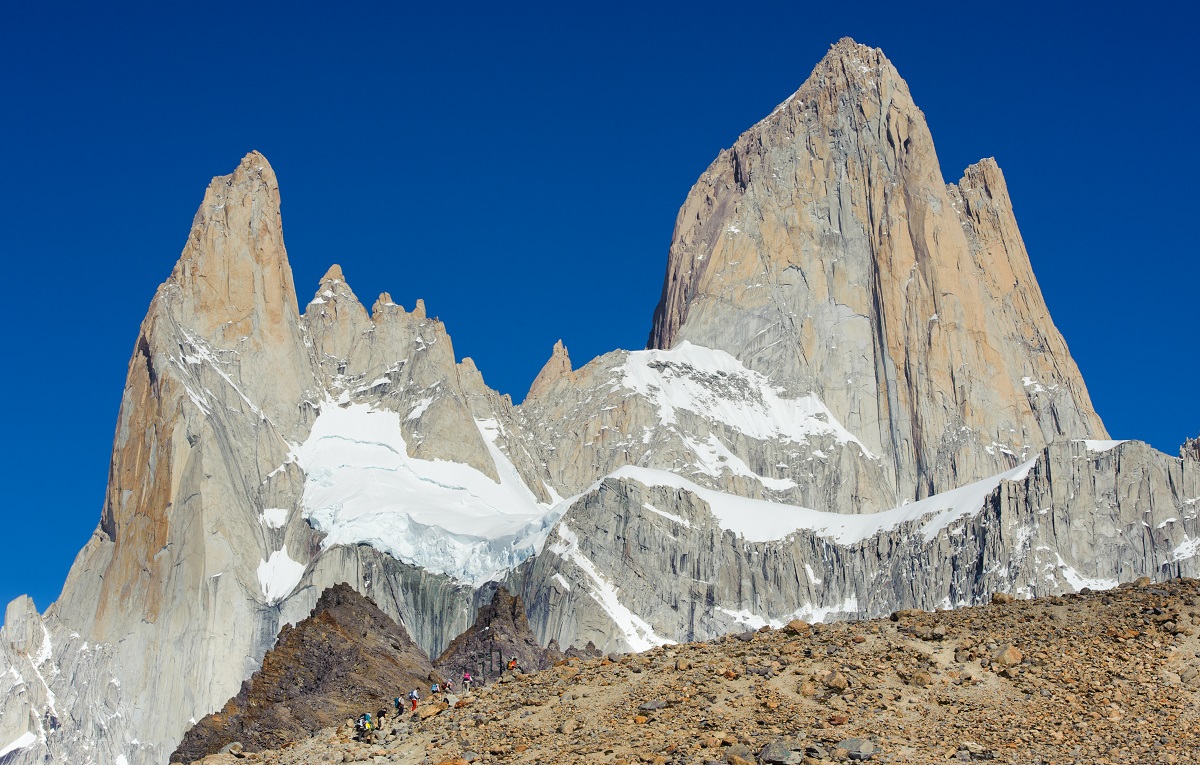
left=181, top=577, right=1200, bottom=765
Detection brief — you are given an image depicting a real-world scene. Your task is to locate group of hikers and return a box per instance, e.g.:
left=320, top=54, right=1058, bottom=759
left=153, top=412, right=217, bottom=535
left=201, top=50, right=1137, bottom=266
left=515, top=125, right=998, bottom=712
left=358, top=665, right=530, bottom=741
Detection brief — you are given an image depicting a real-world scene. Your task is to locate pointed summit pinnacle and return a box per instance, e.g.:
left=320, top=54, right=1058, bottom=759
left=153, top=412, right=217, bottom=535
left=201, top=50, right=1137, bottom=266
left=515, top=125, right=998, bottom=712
left=321, top=264, right=345, bottom=283
left=166, top=150, right=298, bottom=345
left=527, top=340, right=572, bottom=400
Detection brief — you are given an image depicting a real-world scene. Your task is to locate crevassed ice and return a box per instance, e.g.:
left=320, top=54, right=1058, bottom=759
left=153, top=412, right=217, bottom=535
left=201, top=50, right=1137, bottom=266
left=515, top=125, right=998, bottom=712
left=298, top=401, right=561, bottom=585
left=616, top=342, right=873, bottom=456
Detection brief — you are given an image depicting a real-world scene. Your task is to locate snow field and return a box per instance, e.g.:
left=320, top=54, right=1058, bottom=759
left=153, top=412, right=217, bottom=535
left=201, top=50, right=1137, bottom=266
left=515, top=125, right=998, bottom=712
left=297, top=401, right=561, bottom=585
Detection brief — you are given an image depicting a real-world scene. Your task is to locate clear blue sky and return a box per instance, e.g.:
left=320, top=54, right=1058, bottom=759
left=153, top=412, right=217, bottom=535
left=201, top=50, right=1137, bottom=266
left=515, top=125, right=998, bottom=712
left=2, top=2, right=1196, bottom=613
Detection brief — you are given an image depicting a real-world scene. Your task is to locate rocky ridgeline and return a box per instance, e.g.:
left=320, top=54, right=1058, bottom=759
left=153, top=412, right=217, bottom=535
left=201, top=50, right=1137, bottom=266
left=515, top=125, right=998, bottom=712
left=179, top=579, right=1200, bottom=765
left=173, top=585, right=435, bottom=762
left=433, top=588, right=599, bottom=681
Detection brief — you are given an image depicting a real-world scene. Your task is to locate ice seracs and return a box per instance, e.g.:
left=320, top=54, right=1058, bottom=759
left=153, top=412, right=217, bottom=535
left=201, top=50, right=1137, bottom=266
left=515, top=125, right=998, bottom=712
left=297, top=400, right=560, bottom=585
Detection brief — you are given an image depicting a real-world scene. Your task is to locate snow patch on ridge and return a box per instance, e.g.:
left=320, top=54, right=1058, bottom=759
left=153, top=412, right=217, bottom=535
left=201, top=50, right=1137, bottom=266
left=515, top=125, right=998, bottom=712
left=0, top=732, right=38, bottom=758
left=1080, top=439, right=1128, bottom=453
left=260, top=508, right=288, bottom=529
left=297, top=401, right=561, bottom=585
left=789, top=595, right=860, bottom=624
left=682, top=433, right=796, bottom=490
left=714, top=595, right=859, bottom=630
left=715, top=607, right=773, bottom=630
left=616, top=343, right=872, bottom=457
left=548, top=523, right=674, bottom=651
left=1168, top=537, right=1200, bottom=564
left=643, top=502, right=690, bottom=528
left=604, top=457, right=1038, bottom=544
left=1054, top=554, right=1118, bottom=591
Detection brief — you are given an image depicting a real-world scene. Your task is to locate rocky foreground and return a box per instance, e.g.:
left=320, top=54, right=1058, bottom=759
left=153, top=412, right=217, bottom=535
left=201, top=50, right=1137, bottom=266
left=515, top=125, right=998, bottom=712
left=178, top=578, right=1200, bottom=765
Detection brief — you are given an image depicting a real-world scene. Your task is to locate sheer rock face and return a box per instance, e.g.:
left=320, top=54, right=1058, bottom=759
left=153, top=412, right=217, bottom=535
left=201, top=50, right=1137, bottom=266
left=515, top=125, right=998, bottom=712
left=171, top=584, right=433, bottom=763
left=525, top=441, right=1200, bottom=654
left=647, top=38, right=1105, bottom=502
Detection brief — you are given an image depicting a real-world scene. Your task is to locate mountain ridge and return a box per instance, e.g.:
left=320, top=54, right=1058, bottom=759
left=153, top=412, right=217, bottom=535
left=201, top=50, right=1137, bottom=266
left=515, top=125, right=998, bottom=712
left=1, top=37, right=1196, bottom=765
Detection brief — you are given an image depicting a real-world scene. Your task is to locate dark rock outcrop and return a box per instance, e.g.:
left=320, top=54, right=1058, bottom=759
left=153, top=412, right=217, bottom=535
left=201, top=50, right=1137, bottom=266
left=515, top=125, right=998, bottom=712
left=170, top=584, right=432, bottom=762
left=434, top=588, right=565, bottom=682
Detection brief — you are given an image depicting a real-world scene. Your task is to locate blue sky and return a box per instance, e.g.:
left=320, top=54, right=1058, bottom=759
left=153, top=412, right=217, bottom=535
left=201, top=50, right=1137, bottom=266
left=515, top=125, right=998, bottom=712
left=1, top=2, right=1196, bottom=612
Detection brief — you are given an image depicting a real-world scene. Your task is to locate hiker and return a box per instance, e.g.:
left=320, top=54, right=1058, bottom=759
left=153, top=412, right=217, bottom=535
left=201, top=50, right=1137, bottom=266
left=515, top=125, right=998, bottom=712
left=507, top=657, right=519, bottom=672
left=431, top=682, right=440, bottom=695
left=354, top=712, right=374, bottom=741
left=408, top=688, right=420, bottom=712
left=393, top=696, right=402, bottom=713
left=462, top=670, right=473, bottom=691
left=444, top=679, right=454, bottom=694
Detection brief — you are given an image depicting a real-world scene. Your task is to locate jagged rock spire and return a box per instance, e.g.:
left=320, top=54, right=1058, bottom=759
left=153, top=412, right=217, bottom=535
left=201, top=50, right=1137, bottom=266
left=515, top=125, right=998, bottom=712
left=168, top=151, right=301, bottom=346
left=526, top=340, right=572, bottom=400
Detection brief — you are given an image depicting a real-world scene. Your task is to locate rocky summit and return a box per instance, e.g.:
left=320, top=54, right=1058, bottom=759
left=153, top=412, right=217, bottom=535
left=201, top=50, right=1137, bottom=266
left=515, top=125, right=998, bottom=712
left=172, top=584, right=434, bottom=762
left=433, top=587, right=588, bottom=683
left=176, top=579, right=1200, bottom=765
left=1, top=37, right=1198, bottom=765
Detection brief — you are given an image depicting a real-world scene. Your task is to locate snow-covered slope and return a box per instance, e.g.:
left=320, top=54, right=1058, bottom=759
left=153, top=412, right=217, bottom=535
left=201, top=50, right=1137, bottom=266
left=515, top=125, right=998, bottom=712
left=299, top=399, right=562, bottom=584
left=616, top=342, right=873, bottom=456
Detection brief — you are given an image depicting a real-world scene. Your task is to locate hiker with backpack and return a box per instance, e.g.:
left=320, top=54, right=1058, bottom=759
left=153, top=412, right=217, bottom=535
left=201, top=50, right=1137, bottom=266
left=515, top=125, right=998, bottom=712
left=408, top=688, right=420, bottom=712
left=354, top=712, right=374, bottom=742
left=462, top=670, right=472, bottom=691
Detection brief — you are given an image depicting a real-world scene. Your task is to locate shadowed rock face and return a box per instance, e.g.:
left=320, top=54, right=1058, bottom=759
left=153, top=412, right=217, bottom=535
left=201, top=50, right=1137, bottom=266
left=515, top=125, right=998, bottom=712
left=434, top=587, right=565, bottom=682
left=170, top=584, right=432, bottom=762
